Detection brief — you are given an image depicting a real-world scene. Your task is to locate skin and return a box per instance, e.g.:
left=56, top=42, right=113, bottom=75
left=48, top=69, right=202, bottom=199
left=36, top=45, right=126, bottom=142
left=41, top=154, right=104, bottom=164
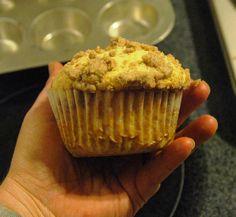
left=0, top=62, right=218, bottom=217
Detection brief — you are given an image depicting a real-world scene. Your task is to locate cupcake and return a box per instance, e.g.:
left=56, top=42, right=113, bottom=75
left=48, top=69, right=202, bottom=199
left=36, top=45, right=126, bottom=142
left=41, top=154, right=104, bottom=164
left=48, top=37, right=191, bottom=157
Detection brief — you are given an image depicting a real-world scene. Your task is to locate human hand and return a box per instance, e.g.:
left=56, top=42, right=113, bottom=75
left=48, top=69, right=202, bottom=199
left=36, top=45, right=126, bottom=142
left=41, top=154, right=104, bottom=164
left=0, top=62, right=218, bottom=217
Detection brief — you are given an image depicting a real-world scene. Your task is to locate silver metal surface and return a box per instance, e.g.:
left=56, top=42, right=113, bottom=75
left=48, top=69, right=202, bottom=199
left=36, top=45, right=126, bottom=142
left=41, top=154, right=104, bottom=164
left=31, top=8, right=91, bottom=51
left=0, top=0, right=175, bottom=74
left=0, top=18, right=22, bottom=56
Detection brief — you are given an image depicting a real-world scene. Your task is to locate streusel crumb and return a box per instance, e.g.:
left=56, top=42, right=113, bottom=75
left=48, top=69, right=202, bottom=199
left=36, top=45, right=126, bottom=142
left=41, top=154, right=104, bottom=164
left=52, top=37, right=191, bottom=91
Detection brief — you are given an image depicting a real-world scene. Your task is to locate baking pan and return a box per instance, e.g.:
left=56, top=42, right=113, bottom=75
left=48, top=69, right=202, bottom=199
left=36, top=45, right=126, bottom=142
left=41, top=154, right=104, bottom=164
left=0, top=0, right=175, bottom=74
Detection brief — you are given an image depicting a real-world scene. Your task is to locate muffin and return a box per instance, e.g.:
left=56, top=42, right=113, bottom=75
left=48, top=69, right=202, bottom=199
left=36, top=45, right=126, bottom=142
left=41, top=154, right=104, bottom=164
left=48, top=37, right=191, bottom=157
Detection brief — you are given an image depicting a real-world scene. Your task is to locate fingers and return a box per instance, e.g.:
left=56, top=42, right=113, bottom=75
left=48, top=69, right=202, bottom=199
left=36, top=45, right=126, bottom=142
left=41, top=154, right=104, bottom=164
left=178, top=80, right=210, bottom=126
left=136, top=137, right=195, bottom=202
left=176, top=114, right=218, bottom=147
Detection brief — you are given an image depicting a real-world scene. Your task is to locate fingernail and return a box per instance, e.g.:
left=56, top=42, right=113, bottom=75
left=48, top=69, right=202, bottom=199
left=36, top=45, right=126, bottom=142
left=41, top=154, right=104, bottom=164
left=190, top=139, right=196, bottom=150
left=202, top=80, right=211, bottom=93
left=48, top=62, right=55, bottom=75
left=156, top=184, right=161, bottom=192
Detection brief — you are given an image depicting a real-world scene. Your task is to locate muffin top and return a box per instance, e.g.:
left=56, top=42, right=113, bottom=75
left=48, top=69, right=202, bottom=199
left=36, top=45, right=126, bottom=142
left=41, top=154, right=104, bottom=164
left=51, top=37, right=191, bottom=91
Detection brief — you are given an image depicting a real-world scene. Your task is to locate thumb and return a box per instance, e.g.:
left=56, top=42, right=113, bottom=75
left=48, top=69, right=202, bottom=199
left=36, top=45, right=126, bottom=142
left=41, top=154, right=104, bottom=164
left=13, top=62, right=64, bottom=163
left=46, top=61, right=63, bottom=88
left=22, top=61, right=63, bottom=129
left=32, top=61, right=63, bottom=109
left=136, top=137, right=195, bottom=202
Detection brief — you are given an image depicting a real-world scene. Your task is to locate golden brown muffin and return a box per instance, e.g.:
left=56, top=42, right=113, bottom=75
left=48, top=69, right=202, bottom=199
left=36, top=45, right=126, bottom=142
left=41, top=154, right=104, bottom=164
left=48, top=37, right=191, bottom=157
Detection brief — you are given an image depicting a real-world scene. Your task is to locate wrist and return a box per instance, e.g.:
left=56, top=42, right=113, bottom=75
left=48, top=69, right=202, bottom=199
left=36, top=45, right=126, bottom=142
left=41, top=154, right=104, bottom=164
left=0, top=177, right=50, bottom=217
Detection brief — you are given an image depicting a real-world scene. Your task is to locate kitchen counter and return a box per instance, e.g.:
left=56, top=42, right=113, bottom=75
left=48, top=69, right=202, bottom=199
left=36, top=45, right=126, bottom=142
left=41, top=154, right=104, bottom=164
left=0, top=0, right=235, bottom=216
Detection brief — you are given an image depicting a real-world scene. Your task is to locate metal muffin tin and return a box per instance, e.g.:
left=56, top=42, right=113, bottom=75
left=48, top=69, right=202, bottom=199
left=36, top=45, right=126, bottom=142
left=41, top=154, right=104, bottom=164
left=0, top=0, right=175, bottom=74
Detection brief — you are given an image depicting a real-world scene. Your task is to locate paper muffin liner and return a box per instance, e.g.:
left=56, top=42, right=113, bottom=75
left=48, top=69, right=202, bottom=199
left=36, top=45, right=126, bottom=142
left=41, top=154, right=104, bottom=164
left=48, top=89, right=183, bottom=157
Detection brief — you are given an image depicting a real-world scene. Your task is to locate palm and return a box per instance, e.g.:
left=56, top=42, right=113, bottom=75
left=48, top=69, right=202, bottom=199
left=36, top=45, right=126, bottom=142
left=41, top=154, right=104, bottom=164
left=13, top=112, right=144, bottom=217
left=42, top=155, right=143, bottom=217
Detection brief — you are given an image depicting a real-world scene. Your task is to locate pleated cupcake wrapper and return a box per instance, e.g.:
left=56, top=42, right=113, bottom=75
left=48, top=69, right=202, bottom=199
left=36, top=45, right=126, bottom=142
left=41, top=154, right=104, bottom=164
left=48, top=89, right=183, bottom=157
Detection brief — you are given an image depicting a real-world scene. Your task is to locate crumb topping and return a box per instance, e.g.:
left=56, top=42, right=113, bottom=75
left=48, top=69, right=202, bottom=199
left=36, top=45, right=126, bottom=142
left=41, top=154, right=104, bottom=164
left=52, top=37, right=191, bottom=91
left=109, top=50, right=116, bottom=57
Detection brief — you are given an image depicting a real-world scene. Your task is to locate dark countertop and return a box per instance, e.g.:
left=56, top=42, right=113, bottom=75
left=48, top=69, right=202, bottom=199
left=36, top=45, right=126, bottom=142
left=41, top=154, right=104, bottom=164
left=0, top=0, right=235, bottom=216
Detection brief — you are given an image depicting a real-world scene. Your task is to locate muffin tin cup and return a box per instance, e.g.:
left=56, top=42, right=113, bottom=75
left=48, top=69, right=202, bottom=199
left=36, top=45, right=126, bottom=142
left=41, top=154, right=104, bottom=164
left=0, top=0, right=15, bottom=12
left=0, top=0, right=175, bottom=74
left=0, top=18, right=22, bottom=57
left=30, top=7, right=92, bottom=51
left=48, top=89, right=182, bottom=157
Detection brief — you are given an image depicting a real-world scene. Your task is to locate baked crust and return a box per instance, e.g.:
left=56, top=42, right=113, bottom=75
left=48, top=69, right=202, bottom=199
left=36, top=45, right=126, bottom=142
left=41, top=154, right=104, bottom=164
left=52, top=37, right=191, bottom=92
